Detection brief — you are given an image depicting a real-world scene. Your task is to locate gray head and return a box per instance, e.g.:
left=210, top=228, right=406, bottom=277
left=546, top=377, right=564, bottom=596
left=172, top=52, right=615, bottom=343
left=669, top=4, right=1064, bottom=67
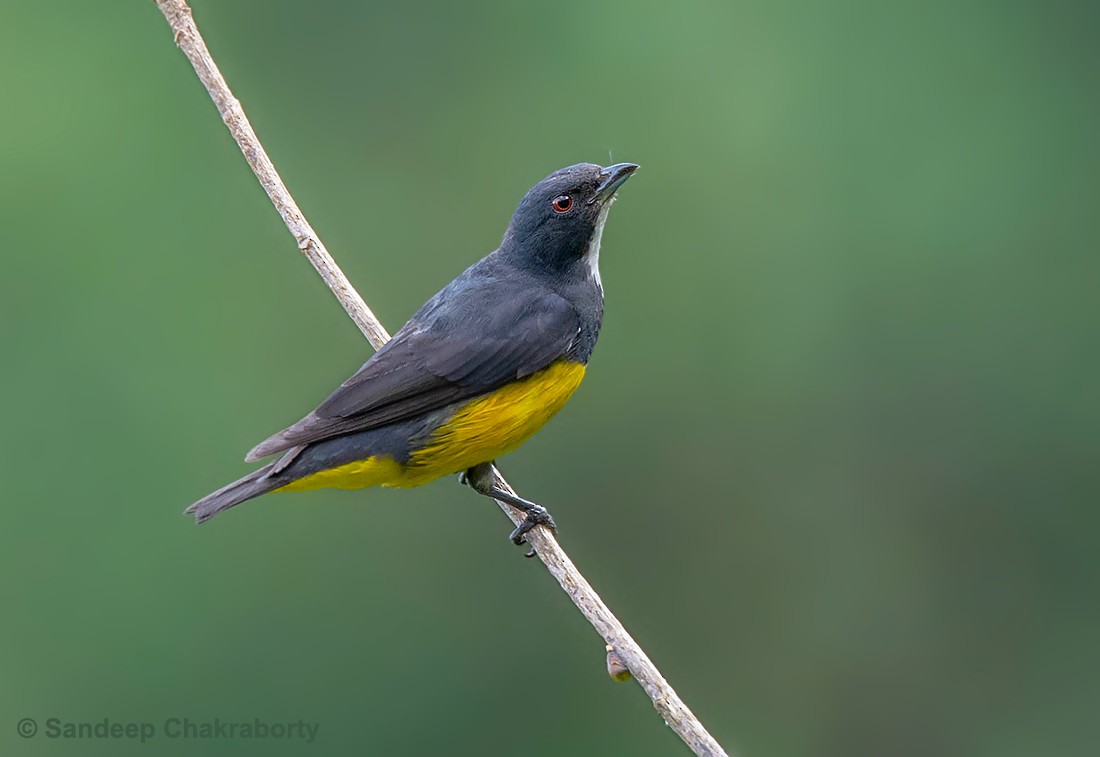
left=500, top=162, right=637, bottom=277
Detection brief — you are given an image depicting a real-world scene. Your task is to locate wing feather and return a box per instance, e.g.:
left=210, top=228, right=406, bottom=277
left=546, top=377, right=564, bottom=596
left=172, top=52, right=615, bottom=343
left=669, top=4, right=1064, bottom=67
left=245, top=280, right=579, bottom=461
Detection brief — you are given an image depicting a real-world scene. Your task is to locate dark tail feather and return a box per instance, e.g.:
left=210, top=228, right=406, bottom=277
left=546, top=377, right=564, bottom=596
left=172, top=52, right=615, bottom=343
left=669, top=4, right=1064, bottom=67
left=185, top=464, right=282, bottom=524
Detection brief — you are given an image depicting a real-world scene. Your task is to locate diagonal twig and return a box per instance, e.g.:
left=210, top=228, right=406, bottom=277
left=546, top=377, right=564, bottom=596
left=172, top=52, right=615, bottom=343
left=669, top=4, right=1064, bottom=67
left=154, top=2, right=728, bottom=755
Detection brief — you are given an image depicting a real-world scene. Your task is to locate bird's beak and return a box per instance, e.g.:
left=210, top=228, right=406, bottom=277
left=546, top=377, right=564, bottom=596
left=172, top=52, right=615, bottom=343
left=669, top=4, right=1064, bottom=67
left=593, top=162, right=639, bottom=204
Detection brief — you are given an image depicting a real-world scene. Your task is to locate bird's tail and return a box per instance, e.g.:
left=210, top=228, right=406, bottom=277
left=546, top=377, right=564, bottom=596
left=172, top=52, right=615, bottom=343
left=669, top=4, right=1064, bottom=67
left=185, top=464, right=283, bottom=524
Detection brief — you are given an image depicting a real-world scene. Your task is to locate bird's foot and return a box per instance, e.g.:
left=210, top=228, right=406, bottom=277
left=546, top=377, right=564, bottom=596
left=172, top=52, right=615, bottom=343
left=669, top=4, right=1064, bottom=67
left=462, top=463, right=558, bottom=550
left=509, top=504, right=557, bottom=545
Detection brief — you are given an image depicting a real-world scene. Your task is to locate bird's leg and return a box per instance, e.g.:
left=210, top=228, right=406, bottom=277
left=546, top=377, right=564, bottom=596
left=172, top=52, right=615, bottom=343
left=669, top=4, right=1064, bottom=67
left=460, top=462, right=557, bottom=548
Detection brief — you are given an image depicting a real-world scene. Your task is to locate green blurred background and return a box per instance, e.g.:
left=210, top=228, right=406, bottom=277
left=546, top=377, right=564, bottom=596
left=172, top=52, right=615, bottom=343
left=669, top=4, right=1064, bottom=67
left=2, top=1, right=1098, bottom=755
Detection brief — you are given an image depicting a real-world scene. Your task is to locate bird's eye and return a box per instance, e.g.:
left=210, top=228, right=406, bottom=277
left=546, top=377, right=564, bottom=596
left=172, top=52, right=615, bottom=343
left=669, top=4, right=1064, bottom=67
left=551, top=195, right=573, bottom=213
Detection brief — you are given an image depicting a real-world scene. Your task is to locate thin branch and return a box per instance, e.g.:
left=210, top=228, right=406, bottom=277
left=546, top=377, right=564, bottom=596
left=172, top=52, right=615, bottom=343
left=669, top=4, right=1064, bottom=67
left=154, top=3, right=728, bottom=755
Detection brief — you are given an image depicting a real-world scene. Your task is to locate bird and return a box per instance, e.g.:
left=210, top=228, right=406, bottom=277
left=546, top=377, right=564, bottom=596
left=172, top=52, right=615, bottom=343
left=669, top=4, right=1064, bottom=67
left=187, top=161, right=638, bottom=546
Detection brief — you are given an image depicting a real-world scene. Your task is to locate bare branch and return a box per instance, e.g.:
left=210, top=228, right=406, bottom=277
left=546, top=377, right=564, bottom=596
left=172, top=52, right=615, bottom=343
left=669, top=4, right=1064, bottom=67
left=154, top=2, right=728, bottom=755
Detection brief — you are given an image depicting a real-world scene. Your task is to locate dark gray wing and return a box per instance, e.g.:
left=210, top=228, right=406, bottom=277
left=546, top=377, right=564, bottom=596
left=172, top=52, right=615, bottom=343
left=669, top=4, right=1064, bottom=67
left=245, top=282, right=579, bottom=461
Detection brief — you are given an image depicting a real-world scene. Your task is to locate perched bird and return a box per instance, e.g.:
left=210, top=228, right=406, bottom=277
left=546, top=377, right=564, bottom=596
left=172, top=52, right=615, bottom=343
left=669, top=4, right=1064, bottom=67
left=187, top=162, right=638, bottom=545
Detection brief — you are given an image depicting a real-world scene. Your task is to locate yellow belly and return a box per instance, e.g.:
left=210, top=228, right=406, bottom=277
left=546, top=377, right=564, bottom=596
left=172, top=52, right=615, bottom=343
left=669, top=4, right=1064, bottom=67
left=275, top=360, right=586, bottom=492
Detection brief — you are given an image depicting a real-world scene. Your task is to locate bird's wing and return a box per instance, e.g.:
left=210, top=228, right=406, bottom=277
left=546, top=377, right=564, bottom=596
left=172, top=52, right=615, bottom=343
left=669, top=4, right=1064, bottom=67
left=245, top=285, right=580, bottom=460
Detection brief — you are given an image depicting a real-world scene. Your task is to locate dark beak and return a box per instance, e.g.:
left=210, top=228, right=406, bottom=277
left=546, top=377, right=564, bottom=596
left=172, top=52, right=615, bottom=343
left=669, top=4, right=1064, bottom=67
left=593, top=162, right=639, bottom=203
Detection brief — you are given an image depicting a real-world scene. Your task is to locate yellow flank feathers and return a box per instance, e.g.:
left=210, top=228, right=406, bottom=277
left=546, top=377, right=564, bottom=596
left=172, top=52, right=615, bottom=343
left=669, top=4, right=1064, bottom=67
left=274, top=360, right=587, bottom=493
left=274, top=454, right=405, bottom=493
left=403, top=359, right=586, bottom=485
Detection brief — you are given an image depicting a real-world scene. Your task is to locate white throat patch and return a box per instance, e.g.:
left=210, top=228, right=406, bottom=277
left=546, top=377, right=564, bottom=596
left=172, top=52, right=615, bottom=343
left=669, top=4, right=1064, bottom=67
left=585, top=198, right=614, bottom=291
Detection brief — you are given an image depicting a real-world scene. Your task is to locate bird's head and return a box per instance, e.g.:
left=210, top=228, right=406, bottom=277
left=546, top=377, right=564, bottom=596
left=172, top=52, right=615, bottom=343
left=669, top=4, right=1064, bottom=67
left=501, top=162, right=637, bottom=279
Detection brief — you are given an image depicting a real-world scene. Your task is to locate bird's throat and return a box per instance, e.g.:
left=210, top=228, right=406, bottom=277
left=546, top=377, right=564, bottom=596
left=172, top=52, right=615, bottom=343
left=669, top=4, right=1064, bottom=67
left=584, top=199, right=614, bottom=291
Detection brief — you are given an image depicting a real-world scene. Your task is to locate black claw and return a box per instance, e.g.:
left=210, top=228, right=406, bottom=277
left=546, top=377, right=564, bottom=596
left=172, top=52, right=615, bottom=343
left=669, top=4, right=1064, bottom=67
left=509, top=523, right=530, bottom=545
left=509, top=506, right=556, bottom=545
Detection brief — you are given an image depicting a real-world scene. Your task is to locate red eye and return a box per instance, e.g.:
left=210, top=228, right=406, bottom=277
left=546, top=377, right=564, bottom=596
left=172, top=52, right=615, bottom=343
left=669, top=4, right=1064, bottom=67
left=552, top=195, right=573, bottom=213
